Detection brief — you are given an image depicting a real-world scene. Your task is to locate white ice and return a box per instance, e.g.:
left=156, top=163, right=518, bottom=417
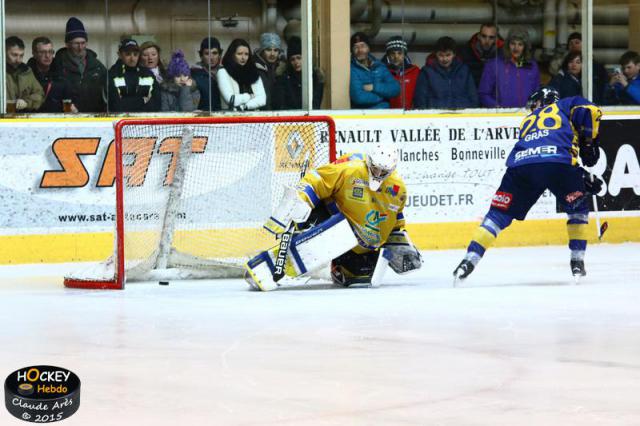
left=1, top=244, right=639, bottom=425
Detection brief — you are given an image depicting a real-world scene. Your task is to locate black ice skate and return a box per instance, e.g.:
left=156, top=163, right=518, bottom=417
left=453, top=260, right=475, bottom=286
left=571, top=260, right=586, bottom=284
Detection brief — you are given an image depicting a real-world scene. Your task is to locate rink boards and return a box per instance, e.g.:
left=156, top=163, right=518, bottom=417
left=0, top=111, right=639, bottom=264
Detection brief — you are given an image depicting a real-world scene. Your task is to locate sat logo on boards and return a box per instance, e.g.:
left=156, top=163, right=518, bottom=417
left=39, top=137, right=208, bottom=189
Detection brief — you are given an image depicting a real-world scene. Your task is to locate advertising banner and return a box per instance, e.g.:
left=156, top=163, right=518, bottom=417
left=0, top=112, right=638, bottom=263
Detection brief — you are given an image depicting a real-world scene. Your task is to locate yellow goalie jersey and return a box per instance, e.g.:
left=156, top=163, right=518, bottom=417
left=297, top=152, right=407, bottom=252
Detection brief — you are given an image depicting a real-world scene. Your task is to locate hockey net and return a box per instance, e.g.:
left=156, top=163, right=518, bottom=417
left=64, top=116, right=336, bottom=289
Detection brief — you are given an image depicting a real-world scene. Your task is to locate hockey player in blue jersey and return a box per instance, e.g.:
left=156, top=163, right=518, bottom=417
left=453, top=87, right=604, bottom=282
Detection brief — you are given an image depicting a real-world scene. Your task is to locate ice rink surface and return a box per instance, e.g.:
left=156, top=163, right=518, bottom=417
left=1, top=243, right=639, bottom=425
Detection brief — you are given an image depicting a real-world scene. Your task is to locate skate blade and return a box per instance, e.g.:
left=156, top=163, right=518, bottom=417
left=452, top=273, right=464, bottom=288
left=572, top=274, right=582, bottom=285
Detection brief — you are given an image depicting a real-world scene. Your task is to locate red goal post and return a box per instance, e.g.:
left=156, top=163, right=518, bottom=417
left=64, top=115, right=336, bottom=289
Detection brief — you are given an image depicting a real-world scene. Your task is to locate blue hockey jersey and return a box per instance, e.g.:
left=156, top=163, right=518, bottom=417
left=506, top=96, right=602, bottom=168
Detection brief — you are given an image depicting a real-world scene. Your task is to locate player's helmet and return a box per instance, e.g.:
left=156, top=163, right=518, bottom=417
left=526, top=86, right=560, bottom=111
left=366, top=144, right=398, bottom=191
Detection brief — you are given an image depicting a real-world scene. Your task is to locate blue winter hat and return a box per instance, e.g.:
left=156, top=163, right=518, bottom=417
left=65, top=17, right=88, bottom=43
left=167, top=50, right=191, bottom=78
left=260, top=32, right=281, bottom=50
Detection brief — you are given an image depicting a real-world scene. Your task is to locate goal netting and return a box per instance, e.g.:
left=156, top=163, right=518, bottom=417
left=64, top=116, right=336, bottom=289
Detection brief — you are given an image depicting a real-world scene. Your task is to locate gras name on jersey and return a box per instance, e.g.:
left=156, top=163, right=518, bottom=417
left=515, top=144, right=558, bottom=162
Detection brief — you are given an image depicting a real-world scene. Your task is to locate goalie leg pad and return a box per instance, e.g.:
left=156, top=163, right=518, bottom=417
left=383, top=230, right=423, bottom=274
left=245, top=212, right=358, bottom=290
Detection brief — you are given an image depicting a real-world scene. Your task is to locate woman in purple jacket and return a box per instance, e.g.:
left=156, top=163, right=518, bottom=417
left=478, top=27, right=540, bottom=108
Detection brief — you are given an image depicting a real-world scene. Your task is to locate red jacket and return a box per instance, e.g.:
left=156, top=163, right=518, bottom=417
left=386, top=63, right=420, bottom=109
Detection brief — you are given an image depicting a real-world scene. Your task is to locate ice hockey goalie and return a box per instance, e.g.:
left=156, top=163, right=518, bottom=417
left=244, top=144, right=422, bottom=291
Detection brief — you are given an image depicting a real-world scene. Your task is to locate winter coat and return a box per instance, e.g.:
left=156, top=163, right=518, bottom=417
left=51, top=47, right=107, bottom=112
left=383, top=58, right=420, bottom=109
left=350, top=54, right=400, bottom=109
left=217, top=67, right=267, bottom=111
left=107, top=60, right=161, bottom=112
left=255, top=52, right=286, bottom=110
left=5, top=63, right=44, bottom=111
left=460, top=32, right=504, bottom=87
left=549, top=71, right=582, bottom=100
left=191, top=63, right=221, bottom=111
left=548, top=57, right=607, bottom=104
left=27, top=58, right=70, bottom=112
left=478, top=56, right=540, bottom=108
left=604, top=76, right=640, bottom=105
left=160, top=80, right=201, bottom=112
left=272, top=66, right=324, bottom=110
left=413, top=58, right=478, bottom=109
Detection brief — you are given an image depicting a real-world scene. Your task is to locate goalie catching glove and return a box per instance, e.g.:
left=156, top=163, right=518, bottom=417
left=383, top=230, right=423, bottom=274
left=263, top=186, right=312, bottom=235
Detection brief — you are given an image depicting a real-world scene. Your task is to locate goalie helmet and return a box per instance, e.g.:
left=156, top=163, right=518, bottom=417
left=526, top=86, right=560, bottom=111
left=366, top=144, right=398, bottom=191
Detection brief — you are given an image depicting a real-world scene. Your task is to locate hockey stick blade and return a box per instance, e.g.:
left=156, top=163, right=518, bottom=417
left=272, top=153, right=310, bottom=283
left=598, top=221, right=609, bottom=240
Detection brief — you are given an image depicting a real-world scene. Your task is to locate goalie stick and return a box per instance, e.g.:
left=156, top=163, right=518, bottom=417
left=272, top=153, right=310, bottom=282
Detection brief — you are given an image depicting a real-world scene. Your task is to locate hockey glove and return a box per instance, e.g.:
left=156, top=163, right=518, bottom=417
left=383, top=230, right=423, bottom=274
left=582, top=169, right=604, bottom=196
left=579, top=136, right=600, bottom=167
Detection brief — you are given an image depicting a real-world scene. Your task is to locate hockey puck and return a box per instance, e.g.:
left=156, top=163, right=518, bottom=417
left=159, top=281, right=169, bottom=286
left=5, top=365, right=81, bottom=422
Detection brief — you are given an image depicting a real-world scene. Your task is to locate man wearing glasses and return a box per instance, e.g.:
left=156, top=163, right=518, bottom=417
left=461, top=23, right=503, bottom=88
left=28, top=37, right=70, bottom=112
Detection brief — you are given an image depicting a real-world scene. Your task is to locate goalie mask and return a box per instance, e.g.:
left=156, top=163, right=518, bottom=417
left=366, top=144, right=398, bottom=191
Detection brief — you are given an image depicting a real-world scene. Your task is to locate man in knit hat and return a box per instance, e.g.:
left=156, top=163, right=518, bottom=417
left=51, top=17, right=107, bottom=112
left=382, top=35, right=419, bottom=109
left=191, top=36, right=222, bottom=111
left=255, top=32, right=286, bottom=110
left=478, top=27, right=540, bottom=107
left=107, top=38, right=160, bottom=112
left=349, top=31, right=399, bottom=109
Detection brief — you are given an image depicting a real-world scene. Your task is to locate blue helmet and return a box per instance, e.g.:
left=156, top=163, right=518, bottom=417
left=526, top=86, right=560, bottom=110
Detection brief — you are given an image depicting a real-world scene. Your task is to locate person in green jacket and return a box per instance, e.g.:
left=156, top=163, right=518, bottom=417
left=5, top=36, right=44, bottom=112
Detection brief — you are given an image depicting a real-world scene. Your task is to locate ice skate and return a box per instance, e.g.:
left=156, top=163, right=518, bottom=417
left=571, top=260, right=586, bottom=284
left=453, top=259, right=475, bottom=286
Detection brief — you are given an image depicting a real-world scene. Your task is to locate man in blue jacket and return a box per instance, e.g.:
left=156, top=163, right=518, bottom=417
left=604, top=51, right=640, bottom=105
left=349, top=32, right=400, bottom=109
left=413, top=36, right=478, bottom=109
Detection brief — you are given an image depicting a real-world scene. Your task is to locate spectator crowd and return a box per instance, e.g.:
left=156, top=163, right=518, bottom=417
left=5, top=17, right=640, bottom=113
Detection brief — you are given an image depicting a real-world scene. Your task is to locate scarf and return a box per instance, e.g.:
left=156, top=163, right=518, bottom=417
left=222, top=58, right=259, bottom=93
